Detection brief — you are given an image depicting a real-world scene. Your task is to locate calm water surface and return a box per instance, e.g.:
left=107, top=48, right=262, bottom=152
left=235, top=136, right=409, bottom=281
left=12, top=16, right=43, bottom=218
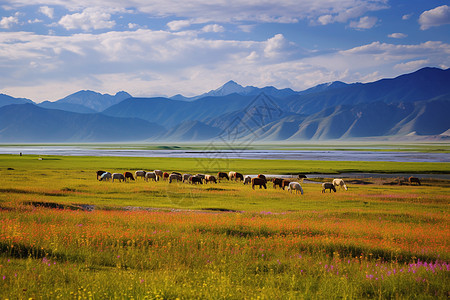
left=0, top=146, right=448, bottom=163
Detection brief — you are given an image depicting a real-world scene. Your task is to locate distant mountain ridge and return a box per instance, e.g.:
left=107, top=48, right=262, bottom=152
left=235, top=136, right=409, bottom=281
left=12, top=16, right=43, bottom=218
left=0, top=67, right=449, bottom=142
left=0, top=94, right=34, bottom=108
left=171, top=80, right=298, bottom=101
left=56, top=90, right=132, bottom=112
left=0, top=103, right=164, bottom=142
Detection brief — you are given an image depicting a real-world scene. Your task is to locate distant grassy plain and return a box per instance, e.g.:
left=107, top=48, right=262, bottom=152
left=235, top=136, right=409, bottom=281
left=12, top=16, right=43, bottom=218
left=2, top=140, right=450, bottom=152
left=0, top=154, right=449, bottom=298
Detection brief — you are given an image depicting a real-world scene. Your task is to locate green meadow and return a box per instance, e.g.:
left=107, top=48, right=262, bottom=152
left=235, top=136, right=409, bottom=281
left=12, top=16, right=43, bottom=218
left=0, top=154, right=449, bottom=299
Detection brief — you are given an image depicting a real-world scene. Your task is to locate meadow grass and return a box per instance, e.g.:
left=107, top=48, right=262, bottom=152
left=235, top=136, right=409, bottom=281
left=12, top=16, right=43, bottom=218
left=0, top=154, right=449, bottom=299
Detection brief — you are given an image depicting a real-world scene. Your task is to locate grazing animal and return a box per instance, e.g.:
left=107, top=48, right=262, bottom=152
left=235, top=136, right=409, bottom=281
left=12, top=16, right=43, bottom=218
left=171, top=172, right=182, bottom=176
left=96, top=170, right=106, bottom=180
left=135, top=170, right=146, bottom=180
left=217, top=172, right=229, bottom=181
left=409, top=177, right=421, bottom=185
left=145, top=172, right=158, bottom=182
left=112, top=173, right=125, bottom=182
left=297, top=174, right=307, bottom=183
left=322, top=182, right=336, bottom=193
left=288, top=182, right=304, bottom=195
left=189, top=176, right=203, bottom=184
left=99, top=172, right=111, bottom=181
left=183, top=174, right=192, bottom=183
left=229, top=171, right=236, bottom=180
left=154, top=170, right=163, bottom=178
left=235, top=172, right=244, bottom=181
left=332, top=179, right=348, bottom=191
left=195, top=174, right=206, bottom=180
left=162, top=172, right=170, bottom=180
left=169, top=173, right=182, bottom=183
left=272, top=178, right=284, bottom=189
left=257, top=174, right=266, bottom=181
left=282, top=180, right=291, bottom=190
left=251, top=177, right=267, bottom=190
left=243, top=176, right=252, bottom=185
left=204, top=175, right=217, bottom=184
left=124, top=172, right=135, bottom=181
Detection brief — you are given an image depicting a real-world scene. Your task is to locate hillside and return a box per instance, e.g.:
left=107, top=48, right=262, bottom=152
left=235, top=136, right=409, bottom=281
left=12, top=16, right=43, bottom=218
left=56, top=90, right=132, bottom=112
left=0, top=104, right=165, bottom=142
left=0, top=94, right=33, bottom=108
left=0, top=67, right=449, bottom=142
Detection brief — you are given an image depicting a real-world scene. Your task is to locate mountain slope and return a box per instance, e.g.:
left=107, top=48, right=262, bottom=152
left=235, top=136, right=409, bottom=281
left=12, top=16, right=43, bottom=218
left=161, top=120, right=222, bottom=141
left=171, top=80, right=298, bottom=101
left=103, top=94, right=253, bottom=127
left=283, top=98, right=450, bottom=140
left=56, top=90, right=132, bottom=112
left=0, top=104, right=165, bottom=142
left=38, top=101, right=97, bottom=114
left=283, top=67, right=450, bottom=115
left=0, top=94, right=34, bottom=108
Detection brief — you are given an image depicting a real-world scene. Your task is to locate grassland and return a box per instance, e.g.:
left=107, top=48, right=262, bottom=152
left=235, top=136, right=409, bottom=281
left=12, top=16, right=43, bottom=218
left=0, top=154, right=449, bottom=299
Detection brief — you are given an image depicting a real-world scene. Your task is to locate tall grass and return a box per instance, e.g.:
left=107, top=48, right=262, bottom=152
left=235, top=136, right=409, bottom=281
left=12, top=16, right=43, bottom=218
left=0, top=155, right=449, bottom=298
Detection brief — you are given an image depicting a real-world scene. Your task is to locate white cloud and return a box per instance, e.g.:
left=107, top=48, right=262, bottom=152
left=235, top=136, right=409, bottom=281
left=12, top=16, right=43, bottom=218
left=28, top=18, right=43, bottom=24
left=317, top=14, right=333, bottom=25
left=264, top=34, right=289, bottom=58
left=388, top=33, right=407, bottom=39
left=58, top=7, right=116, bottom=31
left=1, top=19, right=448, bottom=102
left=5, top=0, right=389, bottom=25
left=39, top=6, right=54, bottom=19
left=402, top=14, right=412, bottom=20
left=167, top=20, right=192, bottom=31
left=0, top=13, right=19, bottom=29
left=419, top=5, right=450, bottom=30
left=394, top=59, right=430, bottom=72
left=202, top=24, right=225, bottom=33
left=315, top=2, right=386, bottom=26
left=349, top=16, right=378, bottom=29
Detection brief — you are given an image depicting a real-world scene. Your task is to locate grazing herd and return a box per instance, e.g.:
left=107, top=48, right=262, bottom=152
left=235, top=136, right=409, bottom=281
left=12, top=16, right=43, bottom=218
left=97, top=170, right=423, bottom=195
left=96, top=169, right=357, bottom=196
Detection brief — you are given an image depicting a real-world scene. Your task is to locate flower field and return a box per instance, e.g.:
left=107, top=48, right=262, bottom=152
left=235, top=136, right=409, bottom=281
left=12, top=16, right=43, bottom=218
left=0, top=154, right=449, bottom=298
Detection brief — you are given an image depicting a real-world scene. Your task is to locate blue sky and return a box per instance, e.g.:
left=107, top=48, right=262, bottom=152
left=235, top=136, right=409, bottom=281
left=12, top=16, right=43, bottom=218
left=1, top=0, right=449, bottom=102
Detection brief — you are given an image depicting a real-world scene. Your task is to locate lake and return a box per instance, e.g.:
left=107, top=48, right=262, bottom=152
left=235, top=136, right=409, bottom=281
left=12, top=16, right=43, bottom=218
left=0, top=145, right=448, bottom=163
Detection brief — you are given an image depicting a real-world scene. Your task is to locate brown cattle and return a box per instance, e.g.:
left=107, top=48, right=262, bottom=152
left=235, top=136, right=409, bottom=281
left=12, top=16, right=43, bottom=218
left=169, top=173, right=182, bottom=183
left=281, top=179, right=291, bottom=190
left=162, top=172, right=169, bottom=180
left=189, top=176, right=203, bottom=184
left=251, top=177, right=267, bottom=190
left=257, top=174, right=266, bottom=181
left=217, top=172, right=229, bottom=181
left=272, top=178, right=284, bottom=189
left=123, top=172, right=135, bottom=181
left=409, top=177, right=421, bottom=185
left=204, top=175, right=217, bottom=184
left=243, top=176, right=251, bottom=185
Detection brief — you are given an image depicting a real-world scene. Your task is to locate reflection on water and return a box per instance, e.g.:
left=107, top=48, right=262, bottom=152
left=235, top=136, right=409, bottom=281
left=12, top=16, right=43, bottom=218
left=0, top=146, right=448, bottom=163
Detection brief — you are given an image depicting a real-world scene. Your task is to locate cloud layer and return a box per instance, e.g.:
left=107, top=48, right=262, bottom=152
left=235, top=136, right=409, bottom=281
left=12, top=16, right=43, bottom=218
left=0, top=1, right=449, bottom=101
left=419, top=5, right=450, bottom=30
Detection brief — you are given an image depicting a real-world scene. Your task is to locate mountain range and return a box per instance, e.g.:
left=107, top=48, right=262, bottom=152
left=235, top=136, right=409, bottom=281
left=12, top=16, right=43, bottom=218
left=0, top=67, right=449, bottom=142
